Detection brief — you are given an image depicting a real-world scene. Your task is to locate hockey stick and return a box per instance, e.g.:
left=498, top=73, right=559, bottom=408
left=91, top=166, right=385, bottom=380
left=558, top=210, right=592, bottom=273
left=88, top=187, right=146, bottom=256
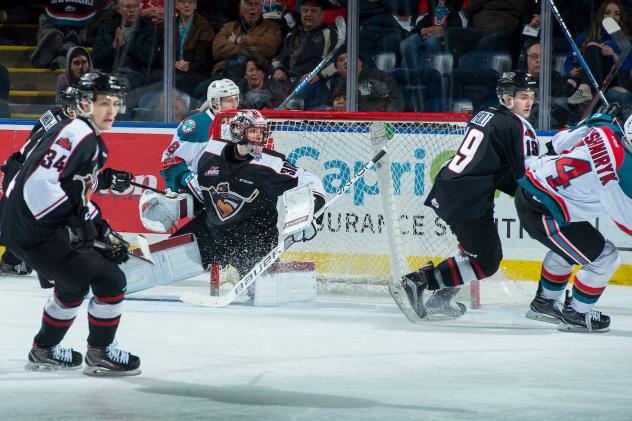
left=547, top=0, right=609, bottom=106
left=180, top=147, right=389, bottom=307
left=94, top=235, right=154, bottom=265
left=276, top=16, right=346, bottom=110
left=581, top=17, right=632, bottom=118
left=130, top=180, right=167, bottom=195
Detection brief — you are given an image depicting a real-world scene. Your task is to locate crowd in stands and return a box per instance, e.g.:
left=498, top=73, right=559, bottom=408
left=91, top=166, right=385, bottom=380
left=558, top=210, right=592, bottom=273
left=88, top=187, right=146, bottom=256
left=1, top=0, right=632, bottom=128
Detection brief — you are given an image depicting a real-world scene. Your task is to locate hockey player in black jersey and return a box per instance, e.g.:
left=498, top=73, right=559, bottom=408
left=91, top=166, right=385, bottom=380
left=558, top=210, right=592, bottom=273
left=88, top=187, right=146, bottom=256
left=0, top=86, right=132, bottom=280
left=391, top=71, right=540, bottom=321
left=0, top=73, right=140, bottom=376
left=141, top=109, right=325, bottom=290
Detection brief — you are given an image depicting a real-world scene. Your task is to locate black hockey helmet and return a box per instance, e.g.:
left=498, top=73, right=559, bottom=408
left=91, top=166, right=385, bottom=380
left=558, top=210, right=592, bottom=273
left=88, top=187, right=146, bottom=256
left=496, top=71, right=537, bottom=101
left=76, top=72, right=127, bottom=113
left=58, top=86, right=79, bottom=116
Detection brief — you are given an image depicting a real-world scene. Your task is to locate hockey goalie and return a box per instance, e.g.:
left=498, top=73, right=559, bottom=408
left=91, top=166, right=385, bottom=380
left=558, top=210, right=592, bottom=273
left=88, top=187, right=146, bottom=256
left=127, top=110, right=325, bottom=305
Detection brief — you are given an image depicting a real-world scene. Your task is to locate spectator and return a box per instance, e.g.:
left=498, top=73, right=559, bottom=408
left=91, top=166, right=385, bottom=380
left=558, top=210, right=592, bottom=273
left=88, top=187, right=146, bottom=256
left=0, top=64, right=9, bottom=118
left=92, top=0, right=161, bottom=90
left=564, top=0, right=632, bottom=105
left=522, top=41, right=574, bottom=128
left=174, top=0, right=215, bottom=97
left=357, top=79, right=391, bottom=112
left=55, top=47, right=93, bottom=102
left=330, top=85, right=346, bottom=111
left=239, top=56, right=278, bottom=105
left=242, top=89, right=274, bottom=109
left=339, top=0, right=417, bottom=62
left=445, top=0, right=530, bottom=64
left=0, top=1, right=29, bottom=25
left=327, top=51, right=405, bottom=112
left=400, top=1, right=467, bottom=68
left=271, top=0, right=337, bottom=109
left=141, top=0, right=164, bottom=27
left=30, top=0, right=101, bottom=68
left=211, top=0, right=282, bottom=80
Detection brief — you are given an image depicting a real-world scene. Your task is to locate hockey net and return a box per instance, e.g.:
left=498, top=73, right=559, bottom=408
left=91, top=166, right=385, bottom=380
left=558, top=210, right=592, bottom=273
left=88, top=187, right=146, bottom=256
left=207, top=110, right=492, bottom=306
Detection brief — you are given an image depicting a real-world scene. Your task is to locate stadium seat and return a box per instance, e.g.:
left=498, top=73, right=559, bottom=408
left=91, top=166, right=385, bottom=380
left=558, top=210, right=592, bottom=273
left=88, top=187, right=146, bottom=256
left=415, top=51, right=454, bottom=99
left=392, top=68, right=433, bottom=112
left=451, top=50, right=512, bottom=111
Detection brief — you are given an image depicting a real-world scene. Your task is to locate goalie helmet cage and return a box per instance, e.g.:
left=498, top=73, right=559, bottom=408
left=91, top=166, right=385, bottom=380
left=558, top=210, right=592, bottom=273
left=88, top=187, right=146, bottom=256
left=211, top=110, right=481, bottom=308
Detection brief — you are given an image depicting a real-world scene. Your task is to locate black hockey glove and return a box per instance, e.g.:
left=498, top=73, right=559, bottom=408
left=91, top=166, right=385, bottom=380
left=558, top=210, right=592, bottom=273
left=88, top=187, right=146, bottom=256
left=98, top=168, right=133, bottom=192
left=95, top=220, right=130, bottom=264
left=68, top=207, right=98, bottom=252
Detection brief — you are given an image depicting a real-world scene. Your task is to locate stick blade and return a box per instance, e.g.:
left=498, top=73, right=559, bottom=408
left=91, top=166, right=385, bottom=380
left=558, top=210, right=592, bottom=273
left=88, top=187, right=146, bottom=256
left=603, top=17, right=631, bottom=52
left=335, top=15, right=346, bottom=47
left=135, top=234, right=155, bottom=265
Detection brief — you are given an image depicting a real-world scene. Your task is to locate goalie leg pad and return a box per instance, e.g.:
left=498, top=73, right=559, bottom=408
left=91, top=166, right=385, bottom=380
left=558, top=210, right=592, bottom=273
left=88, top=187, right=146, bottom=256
left=123, top=234, right=205, bottom=294
left=254, top=261, right=317, bottom=307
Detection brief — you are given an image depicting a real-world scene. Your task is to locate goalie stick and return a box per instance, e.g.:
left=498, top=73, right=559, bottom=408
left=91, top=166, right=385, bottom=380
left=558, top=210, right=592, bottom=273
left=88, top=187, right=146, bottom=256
left=581, top=16, right=632, bottom=119
left=276, top=16, right=346, bottom=110
left=180, top=146, right=389, bottom=308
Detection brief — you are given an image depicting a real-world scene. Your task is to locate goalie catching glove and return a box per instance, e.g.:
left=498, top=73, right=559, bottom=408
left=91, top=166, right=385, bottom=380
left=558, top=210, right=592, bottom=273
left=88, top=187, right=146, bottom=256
left=139, top=189, right=195, bottom=233
left=290, top=193, right=325, bottom=243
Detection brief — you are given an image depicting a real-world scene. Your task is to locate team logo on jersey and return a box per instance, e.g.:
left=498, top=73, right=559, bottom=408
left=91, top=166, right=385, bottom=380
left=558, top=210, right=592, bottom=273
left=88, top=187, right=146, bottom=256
left=182, top=119, right=196, bottom=134
left=471, top=111, right=494, bottom=127
left=202, top=182, right=259, bottom=221
left=56, top=137, right=72, bottom=151
left=204, top=166, right=220, bottom=176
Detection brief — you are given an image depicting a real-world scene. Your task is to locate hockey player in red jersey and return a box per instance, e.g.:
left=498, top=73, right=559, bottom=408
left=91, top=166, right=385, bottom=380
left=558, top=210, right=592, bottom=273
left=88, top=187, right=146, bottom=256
left=514, top=106, right=632, bottom=332
left=391, top=71, right=540, bottom=321
left=0, top=73, right=140, bottom=375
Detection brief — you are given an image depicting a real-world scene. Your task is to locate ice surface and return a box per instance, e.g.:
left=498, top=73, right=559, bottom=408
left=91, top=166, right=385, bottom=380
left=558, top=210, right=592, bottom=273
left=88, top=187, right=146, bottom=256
left=1, top=275, right=631, bottom=421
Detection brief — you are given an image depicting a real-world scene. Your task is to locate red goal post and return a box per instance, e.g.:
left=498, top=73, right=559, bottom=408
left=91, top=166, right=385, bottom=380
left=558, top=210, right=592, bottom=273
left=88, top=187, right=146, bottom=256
left=210, top=111, right=479, bottom=306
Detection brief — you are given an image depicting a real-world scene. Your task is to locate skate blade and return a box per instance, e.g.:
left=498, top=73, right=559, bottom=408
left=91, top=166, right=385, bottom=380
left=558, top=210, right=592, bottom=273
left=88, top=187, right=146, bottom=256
left=25, top=361, right=82, bottom=371
left=525, top=310, right=561, bottom=324
left=83, top=365, right=142, bottom=377
left=388, top=283, right=426, bottom=324
left=557, top=322, right=610, bottom=333
left=425, top=302, right=467, bottom=320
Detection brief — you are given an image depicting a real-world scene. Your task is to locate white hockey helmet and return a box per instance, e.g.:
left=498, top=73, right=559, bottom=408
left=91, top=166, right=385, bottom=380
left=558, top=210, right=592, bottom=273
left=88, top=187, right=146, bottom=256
left=623, top=112, right=632, bottom=153
left=229, top=109, right=269, bottom=159
left=206, top=79, right=240, bottom=114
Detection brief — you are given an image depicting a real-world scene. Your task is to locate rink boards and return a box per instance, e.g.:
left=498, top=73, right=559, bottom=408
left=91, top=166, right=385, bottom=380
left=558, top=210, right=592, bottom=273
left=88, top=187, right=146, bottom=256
left=0, top=122, right=630, bottom=285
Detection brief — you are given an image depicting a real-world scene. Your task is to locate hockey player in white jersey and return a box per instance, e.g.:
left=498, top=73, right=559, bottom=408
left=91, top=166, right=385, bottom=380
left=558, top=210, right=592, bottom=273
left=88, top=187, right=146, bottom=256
left=514, top=107, right=632, bottom=332
left=160, top=78, right=240, bottom=192
left=0, top=73, right=141, bottom=374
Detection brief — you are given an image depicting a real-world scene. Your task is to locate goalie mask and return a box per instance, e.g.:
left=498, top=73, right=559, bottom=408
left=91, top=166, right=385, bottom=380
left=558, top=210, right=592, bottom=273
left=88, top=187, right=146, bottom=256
left=76, top=72, right=127, bottom=117
left=496, top=71, right=537, bottom=109
left=206, top=79, right=240, bottom=114
left=623, top=112, right=632, bottom=154
left=230, top=109, right=269, bottom=159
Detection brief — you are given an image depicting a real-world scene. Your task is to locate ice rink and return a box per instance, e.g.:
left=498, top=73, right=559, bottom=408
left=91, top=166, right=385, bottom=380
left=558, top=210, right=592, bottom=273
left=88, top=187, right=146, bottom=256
left=1, top=274, right=631, bottom=421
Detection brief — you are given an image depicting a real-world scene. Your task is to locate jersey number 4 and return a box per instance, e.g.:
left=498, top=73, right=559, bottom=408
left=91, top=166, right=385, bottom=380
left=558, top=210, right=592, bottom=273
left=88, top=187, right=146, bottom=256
left=545, top=157, right=591, bottom=191
left=448, top=128, right=484, bottom=174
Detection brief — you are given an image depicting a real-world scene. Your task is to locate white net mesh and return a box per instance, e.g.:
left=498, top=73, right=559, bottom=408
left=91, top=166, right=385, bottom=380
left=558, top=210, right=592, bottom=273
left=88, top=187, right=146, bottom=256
left=213, top=111, right=479, bottom=302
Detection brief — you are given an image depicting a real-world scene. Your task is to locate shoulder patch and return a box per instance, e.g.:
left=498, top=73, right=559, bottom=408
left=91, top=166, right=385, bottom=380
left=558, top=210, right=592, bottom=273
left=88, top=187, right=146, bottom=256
left=471, top=111, right=494, bottom=127
left=181, top=119, right=196, bottom=134
left=55, top=137, right=72, bottom=151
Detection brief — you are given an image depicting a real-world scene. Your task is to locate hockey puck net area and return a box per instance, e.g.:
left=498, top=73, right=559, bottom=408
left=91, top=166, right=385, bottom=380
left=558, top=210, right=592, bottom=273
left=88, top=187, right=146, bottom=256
left=201, top=111, right=534, bottom=307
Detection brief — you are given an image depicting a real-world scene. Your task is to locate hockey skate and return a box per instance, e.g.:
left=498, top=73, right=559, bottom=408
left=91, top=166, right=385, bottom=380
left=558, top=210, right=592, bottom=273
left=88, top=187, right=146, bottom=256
left=0, top=261, right=32, bottom=276
left=25, top=344, right=83, bottom=371
left=389, top=262, right=433, bottom=323
left=525, top=294, right=564, bottom=324
left=558, top=300, right=610, bottom=333
left=425, top=287, right=467, bottom=320
left=83, top=342, right=141, bottom=377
